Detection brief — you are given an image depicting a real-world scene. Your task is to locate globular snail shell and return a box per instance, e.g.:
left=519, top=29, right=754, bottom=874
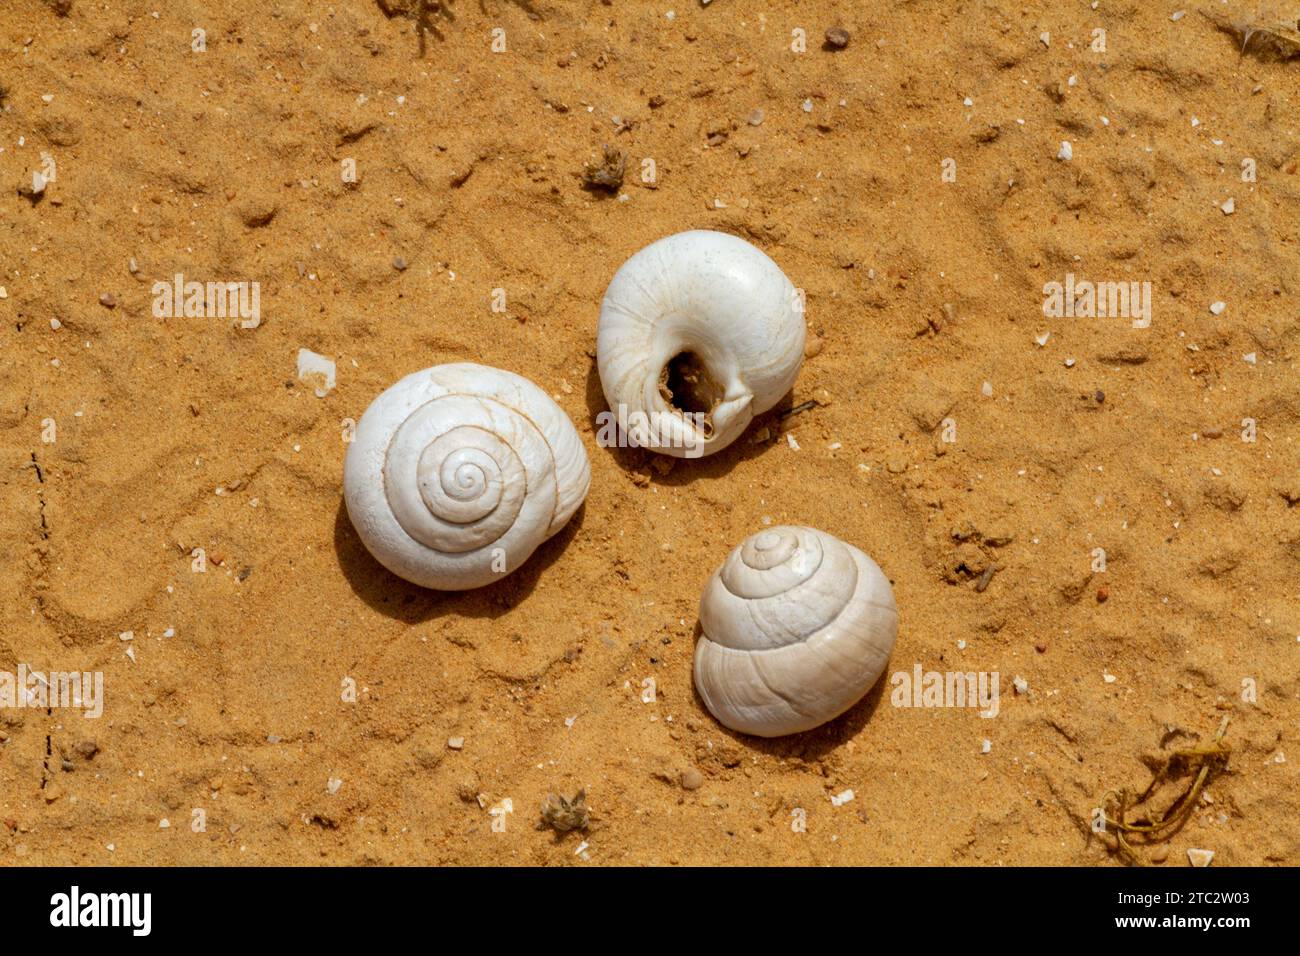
left=694, top=526, right=899, bottom=737
left=343, top=363, right=590, bottom=590
left=597, top=230, right=805, bottom=458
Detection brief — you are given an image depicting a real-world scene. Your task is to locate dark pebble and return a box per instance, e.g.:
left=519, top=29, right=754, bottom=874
left=825, top=27, right=850, bottom=49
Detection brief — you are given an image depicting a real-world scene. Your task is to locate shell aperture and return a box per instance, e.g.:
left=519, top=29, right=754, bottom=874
left=597, top=230, right=806, bottom=458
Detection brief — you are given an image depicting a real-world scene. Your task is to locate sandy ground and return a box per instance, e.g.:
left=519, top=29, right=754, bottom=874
left=1, top=0, right=1298, bottom=866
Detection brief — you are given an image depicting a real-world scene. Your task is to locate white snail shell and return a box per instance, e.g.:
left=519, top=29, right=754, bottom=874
left=343, top=363, right=590, bottom=590
left=694, top=526, right=899, bottom=737
left=597, top=230, right=805, bottom=458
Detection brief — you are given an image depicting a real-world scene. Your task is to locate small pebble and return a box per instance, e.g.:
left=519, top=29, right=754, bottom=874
left=680, top=767, right=703, bottom=790
left=824, top=27, right=850, bottom=49
left=1149, top=845, right=1170, bottom=863
left=98, top=293, right=116, bottom=309
left=392, top=256, right=407, bottom=271
left=1096, top=586, right=1109, bottom=603
left=1187, top=847, right=1215, bottom=868
left=447, top=737, right=464, bottom=750
left=747, top=108, right=765, bottom=126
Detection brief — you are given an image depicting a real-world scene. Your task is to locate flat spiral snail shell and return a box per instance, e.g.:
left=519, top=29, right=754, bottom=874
left=343, top=363, right=590, bottom=590
left=597, top=230, right=805, bottom=458
left=694, top=526, right=899, bottom=737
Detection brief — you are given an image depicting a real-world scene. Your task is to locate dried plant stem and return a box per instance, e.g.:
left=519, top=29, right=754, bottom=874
left=1099, top=715, right=1230, bottom=866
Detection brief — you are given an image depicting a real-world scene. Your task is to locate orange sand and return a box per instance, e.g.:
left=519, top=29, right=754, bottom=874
left=1, top=0, right=1297, bottom=865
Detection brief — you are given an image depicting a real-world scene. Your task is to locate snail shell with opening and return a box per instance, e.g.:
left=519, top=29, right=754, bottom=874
left=597, top=230, right=805, bottom=458
left=693, top=526, right=899, bottom=737
left=343, top=363, right=590, bottom=590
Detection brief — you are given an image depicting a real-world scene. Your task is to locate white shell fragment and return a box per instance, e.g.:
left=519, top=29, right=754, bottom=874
left=297, top=348, right=336, bottom=397
left=597, top=230, right=806, bottom=458
left=693, top=526, right=899, bottom=737
left=343, top=363, right=591, bottom=590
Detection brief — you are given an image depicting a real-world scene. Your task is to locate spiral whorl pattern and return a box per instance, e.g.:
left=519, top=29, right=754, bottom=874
left=417, top=437, right=509, bottom=529
left=383, top=396, right=538, bottom=555
left=695, top=526, right=898, bottom=737
left=344, top=364, right=590, bottom=591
